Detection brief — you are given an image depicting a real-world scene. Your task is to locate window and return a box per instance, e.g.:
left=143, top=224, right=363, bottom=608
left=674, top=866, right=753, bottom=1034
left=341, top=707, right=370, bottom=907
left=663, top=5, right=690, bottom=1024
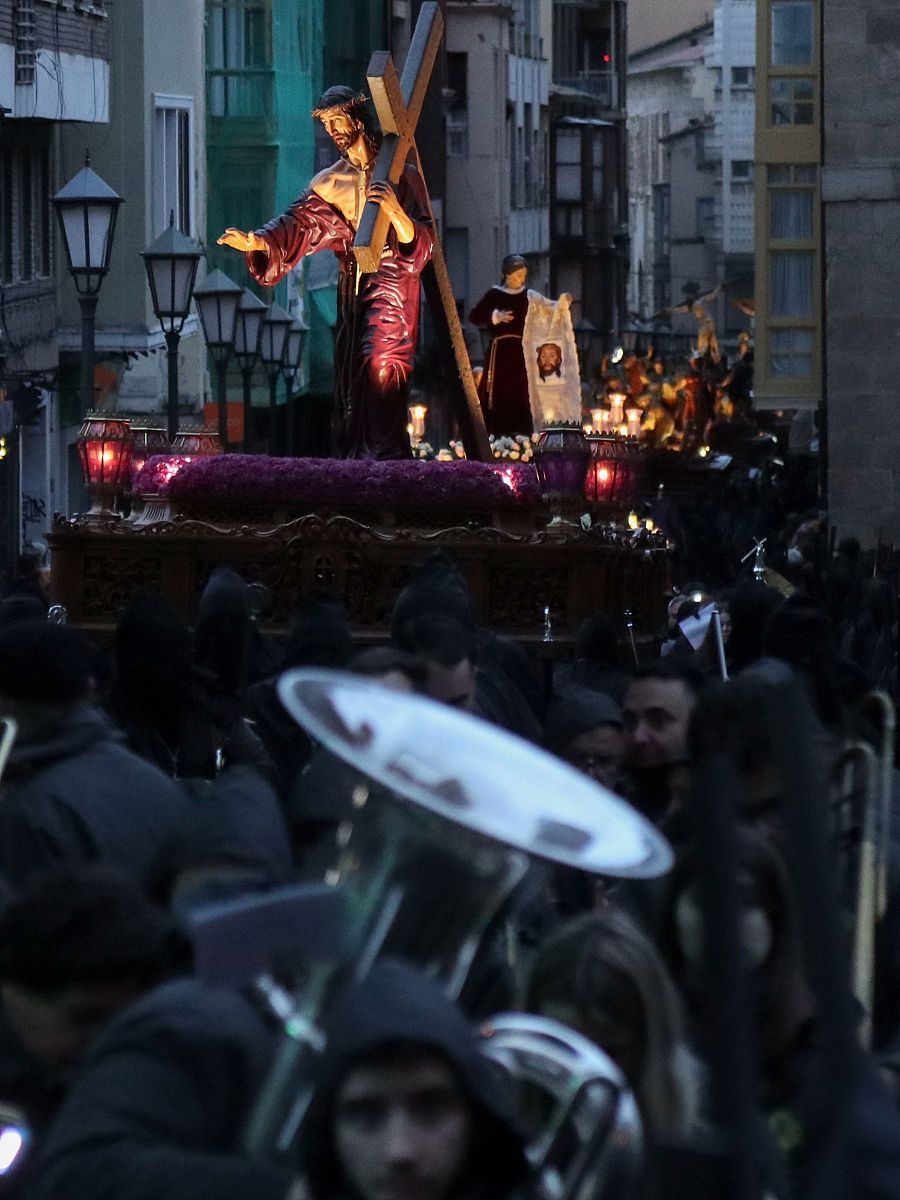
left=732, top=160, right=753, bottom=180
left=522, top=103, right=533, bottom=206
left=591, top=131, right=604, bottom=203
left=770, top=328, right=814, bottom=376
left=446, top=52, right=468, bottom=160
left=555, top=129, right=582, bottom=202
left=444, top=227, right=469, bottom=308
left=0, top=142, right=51, bottom=285
left=770, top=251, right=813, bottom=316
left=731, top=66, right=756, bottom=88
left=153, top=98, right=193, bottom=237
left=770, top=190, right=813, bottom=238
left=207, top=0, right=270, bottom=70
left=770, top=77, right=814, bottom=125
left=696, top=196, right=716, bottom=239
left=206, top=0, right=271, bottom=117
left=653, top=183, right=671, bottom=263
left=765, top=164, right=818, bottom=378
left=554, top=206, right=583, bottom=237
left=771, top=0, right=814, bottom=65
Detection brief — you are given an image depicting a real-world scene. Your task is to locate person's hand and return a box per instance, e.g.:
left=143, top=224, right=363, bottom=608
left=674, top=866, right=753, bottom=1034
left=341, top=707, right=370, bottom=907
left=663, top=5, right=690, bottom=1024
left=559, top=292, right=573, bottom=305
left=365, top=180, right=414, bottom=243
left=494, top=309, right=514, bottom=324
left=216, top=227, right=267, bottom=253
left=366, top=180, right=402, bottom=218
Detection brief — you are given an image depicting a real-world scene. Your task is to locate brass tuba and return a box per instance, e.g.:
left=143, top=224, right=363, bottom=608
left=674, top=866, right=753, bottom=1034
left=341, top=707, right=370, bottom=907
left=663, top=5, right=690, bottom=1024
left=242, top=669, right=672, bottom=1168
left=0, top=718, right=17, bottom=784
left=480, top=1013, right=644, bottom=1200
left=830, top=690, right=895, bottom=1048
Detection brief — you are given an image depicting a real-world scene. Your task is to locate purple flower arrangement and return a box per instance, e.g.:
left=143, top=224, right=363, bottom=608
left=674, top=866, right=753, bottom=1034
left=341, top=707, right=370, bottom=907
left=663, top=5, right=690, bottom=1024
left=134, top=454, right=541, bottom=510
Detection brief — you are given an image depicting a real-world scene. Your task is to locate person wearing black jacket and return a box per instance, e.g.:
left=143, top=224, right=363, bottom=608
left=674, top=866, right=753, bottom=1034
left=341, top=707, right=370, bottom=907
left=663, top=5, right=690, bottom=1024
left=299, top=959, right=528, bottom=1200
left=0, top=622, right=191, bottom=892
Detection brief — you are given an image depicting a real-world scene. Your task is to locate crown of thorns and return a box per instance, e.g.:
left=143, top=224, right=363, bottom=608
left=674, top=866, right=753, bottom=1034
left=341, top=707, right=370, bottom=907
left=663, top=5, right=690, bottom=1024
left=312, top=90, right=369, bottom=119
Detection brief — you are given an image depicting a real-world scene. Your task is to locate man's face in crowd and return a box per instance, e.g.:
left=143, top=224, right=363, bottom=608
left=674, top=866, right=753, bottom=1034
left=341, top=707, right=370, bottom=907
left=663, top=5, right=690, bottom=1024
left=622, top=677, right=696, bottom=769
left=334, top=1052, right=473, bottom=1200
left=562, top=724, right=624, bottom=790
left=423, top=658, right=476, bottom=711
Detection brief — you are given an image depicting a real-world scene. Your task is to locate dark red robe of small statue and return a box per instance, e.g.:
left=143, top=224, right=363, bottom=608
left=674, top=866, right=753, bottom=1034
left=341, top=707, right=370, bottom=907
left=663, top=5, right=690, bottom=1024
left=245, top=163, right=434, bottom=460
left=468, top=287, right=533, bottom=438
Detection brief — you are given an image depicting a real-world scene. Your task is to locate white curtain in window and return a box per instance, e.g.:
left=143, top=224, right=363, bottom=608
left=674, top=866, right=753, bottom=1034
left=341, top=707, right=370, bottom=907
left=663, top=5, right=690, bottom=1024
left=770, top=191, right=813, bottom=239
left=771, top=251, right=813, bottom=316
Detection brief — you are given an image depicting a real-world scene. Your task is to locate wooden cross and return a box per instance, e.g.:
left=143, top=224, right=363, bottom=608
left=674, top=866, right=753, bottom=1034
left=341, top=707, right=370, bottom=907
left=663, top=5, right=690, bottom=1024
left=353, top=2, right=492, bottom=462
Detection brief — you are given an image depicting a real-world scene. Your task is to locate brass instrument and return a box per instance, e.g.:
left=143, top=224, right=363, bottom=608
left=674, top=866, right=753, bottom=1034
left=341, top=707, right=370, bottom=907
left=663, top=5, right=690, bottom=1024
left=831, top=691, right=895, bottom=1048
left=0, top=718, right=17, bottom=784
left=243, top=669, right=672, bottom=1169
left=481, top=1014, right=643, bottom=1200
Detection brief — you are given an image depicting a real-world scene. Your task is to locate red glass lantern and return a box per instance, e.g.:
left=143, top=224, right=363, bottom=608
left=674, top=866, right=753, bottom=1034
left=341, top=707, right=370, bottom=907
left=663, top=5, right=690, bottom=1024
left=76, top=415, right=134, bottom=518
left=128, top=423, right=169, bottom=487
left=171, top=428, right=223, bottom=458
left=584, top=435, right=643, bottom=506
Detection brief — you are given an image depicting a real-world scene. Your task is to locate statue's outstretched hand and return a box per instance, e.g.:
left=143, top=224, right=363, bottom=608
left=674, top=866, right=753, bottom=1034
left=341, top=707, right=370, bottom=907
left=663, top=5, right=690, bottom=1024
left=217, top=228, right=267, bottom=253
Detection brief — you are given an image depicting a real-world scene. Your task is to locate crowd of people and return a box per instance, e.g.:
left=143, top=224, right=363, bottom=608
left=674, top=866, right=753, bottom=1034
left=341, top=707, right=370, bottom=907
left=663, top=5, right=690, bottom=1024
left=0, top=535, right=899, bottom=1199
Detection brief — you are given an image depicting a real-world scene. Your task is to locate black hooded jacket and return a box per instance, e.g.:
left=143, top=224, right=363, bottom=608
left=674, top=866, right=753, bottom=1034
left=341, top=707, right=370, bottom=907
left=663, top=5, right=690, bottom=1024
left=300, top=960, right=528, bottom=1200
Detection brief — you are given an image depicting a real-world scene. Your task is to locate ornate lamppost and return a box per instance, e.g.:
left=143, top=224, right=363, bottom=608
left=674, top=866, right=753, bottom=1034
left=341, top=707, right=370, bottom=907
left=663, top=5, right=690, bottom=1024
left=281, top=318, right=308, bottom=457
left=259, top=302, right=293, bottom=456
left=141, top=215, right=204, bottom=443
left=194, top=269, right=242, bottom=450
left=52, top=155, right=123, bottom=417
left=232, top=288, right=266, bottom=453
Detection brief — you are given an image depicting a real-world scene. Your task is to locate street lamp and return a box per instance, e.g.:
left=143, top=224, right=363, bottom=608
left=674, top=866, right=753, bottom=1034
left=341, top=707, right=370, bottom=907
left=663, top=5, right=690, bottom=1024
left=52, top=155, right=123, bottom=417
left=258, top=301, right=293, bottom=455
left=281, top=318, right=308, bottom=457
left=194, top=269, right=242, bottom=450
left=573, top=317, right=599, bottom=380
left=232, top=288, right=266, bottom=453
left=141, top=214, right=204, bottom=443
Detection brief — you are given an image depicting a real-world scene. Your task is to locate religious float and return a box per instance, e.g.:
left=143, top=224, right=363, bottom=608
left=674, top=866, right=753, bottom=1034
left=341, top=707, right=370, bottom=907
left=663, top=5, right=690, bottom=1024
left=48, top=423, right=669, bottom=647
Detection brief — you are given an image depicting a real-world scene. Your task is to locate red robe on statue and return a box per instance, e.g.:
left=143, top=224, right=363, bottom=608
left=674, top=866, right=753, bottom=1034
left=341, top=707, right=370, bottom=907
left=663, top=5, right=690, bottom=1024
left=246, top=162, right=434, bottom=460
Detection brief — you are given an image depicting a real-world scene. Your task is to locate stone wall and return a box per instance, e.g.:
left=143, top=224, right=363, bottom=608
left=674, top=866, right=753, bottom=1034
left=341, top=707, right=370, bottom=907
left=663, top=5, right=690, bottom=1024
left=824, top=0, right=900, bottom=544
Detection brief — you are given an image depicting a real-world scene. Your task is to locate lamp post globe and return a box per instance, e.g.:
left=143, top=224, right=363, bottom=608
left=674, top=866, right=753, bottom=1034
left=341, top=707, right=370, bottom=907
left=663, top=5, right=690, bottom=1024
left=52, top=155, right=123, bottom=417
left=282, top=319, right=308, bottom=456
left=232, top=288, right=266, bottom=453
left=259, top=302, right=293, bottom=455
left=194, top=268, right=242, bottom=449
left=141, top=215, right=204, bottom=442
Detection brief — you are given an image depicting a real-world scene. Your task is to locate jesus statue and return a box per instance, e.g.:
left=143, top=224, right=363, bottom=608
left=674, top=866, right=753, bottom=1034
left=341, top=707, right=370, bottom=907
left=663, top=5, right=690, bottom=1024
left=217, top=85, right=434, bottom=460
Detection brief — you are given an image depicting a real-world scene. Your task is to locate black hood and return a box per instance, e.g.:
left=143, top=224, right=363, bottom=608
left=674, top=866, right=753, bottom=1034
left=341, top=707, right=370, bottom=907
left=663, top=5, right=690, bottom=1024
left=300, top=959, right=528, bottom=1200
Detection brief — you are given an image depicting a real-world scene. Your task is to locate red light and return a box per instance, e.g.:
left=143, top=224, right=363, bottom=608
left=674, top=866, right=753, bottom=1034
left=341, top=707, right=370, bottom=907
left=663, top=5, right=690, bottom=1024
left=598, top=467, right=610, bottom=481
left=602, top=53, right=610, bottom=62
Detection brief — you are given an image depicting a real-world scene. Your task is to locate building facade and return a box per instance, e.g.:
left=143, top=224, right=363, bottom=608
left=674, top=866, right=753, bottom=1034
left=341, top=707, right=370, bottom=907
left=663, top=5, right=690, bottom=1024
left=549, top=0, right=628, bottom=358
left=753, top=0, right=819, bottom=414
left=628, top=0, right=755, bottom=357
left=444, top=0, right=551, bottom=355
left=821, top=0, right=900, bottom=543
left=0, top=0, right=111, bottom=573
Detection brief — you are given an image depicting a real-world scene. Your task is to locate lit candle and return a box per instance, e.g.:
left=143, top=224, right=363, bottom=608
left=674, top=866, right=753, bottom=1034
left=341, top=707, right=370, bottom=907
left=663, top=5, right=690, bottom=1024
left=626, top=407, right=642, bottom=438
left=409, top=404, right=427, bottom=440
left=608, top=391, right=626, bottom=428
left=591, top=407, right=608, bottom=434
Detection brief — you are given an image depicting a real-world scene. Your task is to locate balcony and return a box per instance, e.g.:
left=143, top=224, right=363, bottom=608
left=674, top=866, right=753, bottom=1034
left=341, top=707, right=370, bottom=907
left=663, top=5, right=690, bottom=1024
left=207, top=69, right=274, bottom=120
left=554, top=70, right=618, bottom=108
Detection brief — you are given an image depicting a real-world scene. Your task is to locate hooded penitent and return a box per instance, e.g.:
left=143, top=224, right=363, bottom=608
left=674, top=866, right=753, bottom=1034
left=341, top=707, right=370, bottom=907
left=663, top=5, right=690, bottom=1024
left=299, top=959, right=528, bottom=1200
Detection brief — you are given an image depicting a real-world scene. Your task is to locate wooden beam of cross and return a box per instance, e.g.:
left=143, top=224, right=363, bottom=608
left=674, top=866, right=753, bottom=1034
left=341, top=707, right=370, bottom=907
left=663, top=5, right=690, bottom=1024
left=353, top=2, right=492, bottom=462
